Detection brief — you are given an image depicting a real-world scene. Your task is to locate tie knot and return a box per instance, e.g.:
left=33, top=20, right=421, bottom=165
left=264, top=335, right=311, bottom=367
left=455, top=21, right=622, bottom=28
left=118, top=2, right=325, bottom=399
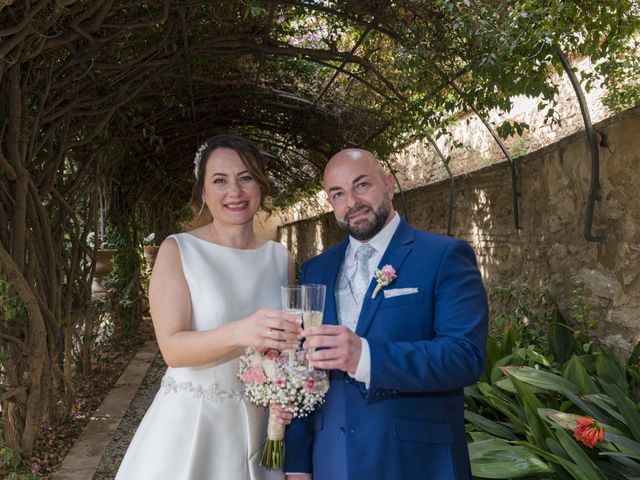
left=355, top=243, right=376, bottom=264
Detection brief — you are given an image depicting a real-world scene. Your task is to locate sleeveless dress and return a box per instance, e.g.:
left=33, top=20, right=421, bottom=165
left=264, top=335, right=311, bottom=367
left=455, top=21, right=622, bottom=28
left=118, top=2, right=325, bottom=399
left=115, top=234, right=288, bottom=480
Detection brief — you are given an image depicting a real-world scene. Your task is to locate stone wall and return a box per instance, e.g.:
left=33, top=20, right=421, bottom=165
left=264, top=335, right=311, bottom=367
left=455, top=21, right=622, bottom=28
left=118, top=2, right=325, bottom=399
left=277, top=106, right=640, bottom=359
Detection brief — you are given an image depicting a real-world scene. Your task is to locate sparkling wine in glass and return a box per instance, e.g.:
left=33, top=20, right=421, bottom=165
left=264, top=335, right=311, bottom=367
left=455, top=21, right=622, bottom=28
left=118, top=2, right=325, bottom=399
left=281, top=285, right=302, bottom=370
left=302, top=284, right=326, bottom=371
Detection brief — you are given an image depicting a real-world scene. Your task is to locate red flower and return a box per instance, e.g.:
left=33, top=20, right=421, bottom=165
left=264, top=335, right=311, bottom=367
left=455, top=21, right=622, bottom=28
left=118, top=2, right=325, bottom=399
left=574, top=417, right=605, bottom=448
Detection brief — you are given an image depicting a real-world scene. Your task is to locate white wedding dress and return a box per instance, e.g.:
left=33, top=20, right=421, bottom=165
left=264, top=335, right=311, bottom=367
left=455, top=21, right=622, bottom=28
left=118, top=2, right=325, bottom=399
left=116, top=234, right=288, bottom=480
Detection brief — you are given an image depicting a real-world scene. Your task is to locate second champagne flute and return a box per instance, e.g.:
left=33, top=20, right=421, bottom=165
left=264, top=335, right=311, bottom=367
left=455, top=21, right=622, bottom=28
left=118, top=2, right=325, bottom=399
left=302, top=284, right=326, bottom=371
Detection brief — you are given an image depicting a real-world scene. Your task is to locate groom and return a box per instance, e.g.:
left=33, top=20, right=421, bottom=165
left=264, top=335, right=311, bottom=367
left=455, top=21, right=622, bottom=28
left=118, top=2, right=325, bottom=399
left=284, top=149, right=488, bottom=479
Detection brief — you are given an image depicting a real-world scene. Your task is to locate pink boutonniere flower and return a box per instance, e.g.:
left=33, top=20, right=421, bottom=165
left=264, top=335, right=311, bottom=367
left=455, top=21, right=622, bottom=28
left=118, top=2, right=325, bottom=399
left=371, top=264, right=397, bottom=299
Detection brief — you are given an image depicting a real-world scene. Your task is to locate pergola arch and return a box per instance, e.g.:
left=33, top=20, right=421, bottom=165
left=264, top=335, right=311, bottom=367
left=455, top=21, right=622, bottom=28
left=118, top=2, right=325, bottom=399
left=0, top=0, right=637, bottom=461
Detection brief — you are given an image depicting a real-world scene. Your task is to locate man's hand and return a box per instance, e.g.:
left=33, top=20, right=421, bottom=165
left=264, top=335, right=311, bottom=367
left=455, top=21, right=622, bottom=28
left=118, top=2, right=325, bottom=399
left=286, top=475, right=312, bottom=479
left=302, top=325, right=362, bottom=373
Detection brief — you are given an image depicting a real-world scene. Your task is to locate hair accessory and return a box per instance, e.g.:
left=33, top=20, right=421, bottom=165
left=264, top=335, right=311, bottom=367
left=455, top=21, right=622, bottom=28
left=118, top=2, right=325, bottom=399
left=193, top=141, right=209, bottom=178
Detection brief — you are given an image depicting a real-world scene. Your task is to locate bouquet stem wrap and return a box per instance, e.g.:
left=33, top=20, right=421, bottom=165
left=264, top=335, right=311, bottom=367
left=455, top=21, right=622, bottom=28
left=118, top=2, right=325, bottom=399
left=261, top=407, right=285, bottom=470
left=238, top=347, right=329, bottom=472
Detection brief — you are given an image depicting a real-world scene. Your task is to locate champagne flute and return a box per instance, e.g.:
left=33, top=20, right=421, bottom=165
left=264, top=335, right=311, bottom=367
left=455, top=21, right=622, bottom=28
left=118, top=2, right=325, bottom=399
left=302, top=284, right=326, bottom=371
left=281, top=285, right=302, bottom=370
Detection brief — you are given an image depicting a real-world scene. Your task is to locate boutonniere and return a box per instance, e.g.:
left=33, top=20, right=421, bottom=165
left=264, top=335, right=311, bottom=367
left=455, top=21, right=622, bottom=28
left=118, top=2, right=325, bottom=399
left=371, top=265, right=397, bottom=299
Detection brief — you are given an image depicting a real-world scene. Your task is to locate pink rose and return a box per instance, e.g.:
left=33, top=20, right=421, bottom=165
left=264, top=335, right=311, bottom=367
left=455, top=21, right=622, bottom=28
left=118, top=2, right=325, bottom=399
left=303, top=378, right=317, bottom=393
left=381, top=265, right=397, bottom=281
left=248, top=366, right=266, bottom=384
left=274, top=377, right=286, bottom=388
left=266, top=349, right=280, bottom=360
left=276, top=354, right=288, bottom=366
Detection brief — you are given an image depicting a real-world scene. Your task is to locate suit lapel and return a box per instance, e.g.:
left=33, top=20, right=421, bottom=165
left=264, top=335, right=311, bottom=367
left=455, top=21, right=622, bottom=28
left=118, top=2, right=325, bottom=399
left=355, top=220, right=415, bottom=337
left=323, top=240, right=348, bottom=326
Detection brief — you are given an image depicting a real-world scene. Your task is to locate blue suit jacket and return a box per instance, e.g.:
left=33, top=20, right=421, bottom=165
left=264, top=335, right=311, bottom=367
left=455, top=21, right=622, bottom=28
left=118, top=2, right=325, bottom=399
left=284, top=220, right=488, bottom=479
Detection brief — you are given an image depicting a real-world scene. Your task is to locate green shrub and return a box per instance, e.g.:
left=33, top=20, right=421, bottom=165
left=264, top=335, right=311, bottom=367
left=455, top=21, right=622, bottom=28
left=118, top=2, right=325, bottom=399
left=467, top=283, right=640, bottom=479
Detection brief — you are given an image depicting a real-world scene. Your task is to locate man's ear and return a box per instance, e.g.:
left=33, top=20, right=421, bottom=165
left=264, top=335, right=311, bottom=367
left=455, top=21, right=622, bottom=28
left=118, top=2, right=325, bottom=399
left=384, top=173, right=395, bottom=199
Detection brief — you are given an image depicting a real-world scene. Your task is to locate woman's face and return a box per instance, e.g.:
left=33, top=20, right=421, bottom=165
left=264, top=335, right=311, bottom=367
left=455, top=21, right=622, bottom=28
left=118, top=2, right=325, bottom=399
left=202, top=147, right=262, bottom=227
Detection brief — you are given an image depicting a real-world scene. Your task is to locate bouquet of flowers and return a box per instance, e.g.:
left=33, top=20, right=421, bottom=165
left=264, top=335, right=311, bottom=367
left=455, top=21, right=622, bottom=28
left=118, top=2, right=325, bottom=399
left=238, top=347, right=329, bottom=470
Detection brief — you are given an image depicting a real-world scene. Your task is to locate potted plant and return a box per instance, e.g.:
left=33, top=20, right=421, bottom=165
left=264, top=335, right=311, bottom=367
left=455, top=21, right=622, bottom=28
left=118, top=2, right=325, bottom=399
left=142, top=232, right=160, bottom=271
left=87, top=232, right=118, bottom=297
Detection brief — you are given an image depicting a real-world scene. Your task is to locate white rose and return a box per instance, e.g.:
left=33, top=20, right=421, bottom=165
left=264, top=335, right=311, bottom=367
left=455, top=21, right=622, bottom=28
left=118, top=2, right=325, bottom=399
left=262, top=360, right=278, bottom=380
left=250, top=354, right=263, bottom=367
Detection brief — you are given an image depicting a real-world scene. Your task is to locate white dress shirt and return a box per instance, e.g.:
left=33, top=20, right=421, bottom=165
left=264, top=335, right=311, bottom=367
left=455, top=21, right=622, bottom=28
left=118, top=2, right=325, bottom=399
left=344, top=212, right=400, bottom=384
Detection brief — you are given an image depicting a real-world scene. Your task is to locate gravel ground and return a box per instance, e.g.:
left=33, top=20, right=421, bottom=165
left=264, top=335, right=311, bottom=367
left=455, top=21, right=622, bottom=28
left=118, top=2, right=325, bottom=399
left=94, top=353, right=167, bottom=479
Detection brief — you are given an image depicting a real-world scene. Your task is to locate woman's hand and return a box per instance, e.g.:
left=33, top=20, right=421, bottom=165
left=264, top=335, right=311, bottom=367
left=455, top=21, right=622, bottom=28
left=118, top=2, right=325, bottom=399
left=236, top=308, right=301, bottom=351
left=270, top=403, right=294, bottom=426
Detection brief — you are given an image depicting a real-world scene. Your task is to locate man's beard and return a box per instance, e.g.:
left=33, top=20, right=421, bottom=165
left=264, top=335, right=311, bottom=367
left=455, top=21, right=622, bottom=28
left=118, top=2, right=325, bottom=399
left=337, top=195, right=391, bottom=241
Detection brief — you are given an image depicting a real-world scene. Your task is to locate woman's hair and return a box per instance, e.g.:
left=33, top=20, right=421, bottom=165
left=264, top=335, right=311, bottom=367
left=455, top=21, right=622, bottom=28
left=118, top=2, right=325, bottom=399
left=192, top=134, right=272, bottom=214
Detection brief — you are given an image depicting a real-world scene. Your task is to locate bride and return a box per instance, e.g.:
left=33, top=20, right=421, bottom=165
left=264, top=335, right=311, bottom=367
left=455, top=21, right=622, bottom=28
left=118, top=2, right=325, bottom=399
left=116, top=134, right=301, bottom=480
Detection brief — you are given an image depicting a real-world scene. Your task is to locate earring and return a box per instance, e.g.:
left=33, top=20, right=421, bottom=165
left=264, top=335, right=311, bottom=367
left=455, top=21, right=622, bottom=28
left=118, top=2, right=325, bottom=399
left=198, top=202, right=206, bottom=216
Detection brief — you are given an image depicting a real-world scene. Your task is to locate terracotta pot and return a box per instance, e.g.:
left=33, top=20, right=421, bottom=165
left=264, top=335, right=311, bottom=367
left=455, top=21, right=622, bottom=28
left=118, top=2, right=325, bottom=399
left=91, top=248, right=118, bottom=296
left=143, top=245, right=160, bottom=271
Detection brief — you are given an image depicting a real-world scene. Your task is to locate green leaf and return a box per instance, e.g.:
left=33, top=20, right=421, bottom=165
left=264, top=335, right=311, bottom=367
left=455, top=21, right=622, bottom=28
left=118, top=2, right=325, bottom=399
left=628, top=340, right=640, bottom=366
left=510, top=376, right=553, bottom=449
left=482, top=339, right=501, bottom=383
left=606, top=383, right=640, bottom=442
left=606, top=431, right=640, bottom=454
left=465, top=410, right=518, bottom=440
left=469, top=439, right=554, bottom=478
left=546, top=436, right=571, bottom=461
left=539, top=408, right=584, bottom=431
left=469, top=431, right=497, bottom=442
left=501, top=325, right=517, bottom=355
left=477, top=382, right=527, bottom=429
left=553, top=425, right=607, bottom=480
left=562, top=393, right=610, bottom=427
left=598, top=450, right=640, bottom=461
left=596, top=354, right=629, bottom=394
left=564, top=355, right=600, bottom=395
left=496, top=376, right=545, bottom=395
left=512, top=348, right=552, bottom=367
left=584, top=394, right=626, bottom=424
left=491, top=353, right=517, bottom=385
left=550, top=309, right=575, bottom=365
left=515, top=439, right=592, bottom=480
left=500, top=366, right=579, bottom=395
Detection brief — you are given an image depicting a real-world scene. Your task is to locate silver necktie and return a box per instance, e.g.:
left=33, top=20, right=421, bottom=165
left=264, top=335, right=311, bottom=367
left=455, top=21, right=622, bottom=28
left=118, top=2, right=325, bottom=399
left=350, top=243, right=376, bottom=303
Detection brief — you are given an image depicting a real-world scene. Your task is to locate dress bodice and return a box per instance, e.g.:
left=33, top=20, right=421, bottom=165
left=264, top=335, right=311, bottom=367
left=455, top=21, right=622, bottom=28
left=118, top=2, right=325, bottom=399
left=172, top=233, right=288, bottom=331
left=165, top=233, right=289, bottom=390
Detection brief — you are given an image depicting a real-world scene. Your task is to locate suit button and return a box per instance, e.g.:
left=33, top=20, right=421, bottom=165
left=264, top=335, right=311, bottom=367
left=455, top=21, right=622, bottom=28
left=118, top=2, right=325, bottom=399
left=339, top=427, right=346, bottom=435
left=349, top=429, right=355, bottom=434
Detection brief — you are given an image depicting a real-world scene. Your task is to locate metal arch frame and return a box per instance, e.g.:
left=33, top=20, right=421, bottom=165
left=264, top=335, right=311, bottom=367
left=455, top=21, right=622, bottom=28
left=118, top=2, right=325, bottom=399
left=445, top=78, right=522, bottom=231
left=425, top=134, right=455, bottom=236
left=557, top=48, right=605, bottom=243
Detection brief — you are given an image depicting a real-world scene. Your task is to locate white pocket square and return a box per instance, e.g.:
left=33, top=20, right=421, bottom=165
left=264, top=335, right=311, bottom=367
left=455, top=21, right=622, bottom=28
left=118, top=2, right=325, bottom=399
left=383, top=287, right=419, bottom=299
